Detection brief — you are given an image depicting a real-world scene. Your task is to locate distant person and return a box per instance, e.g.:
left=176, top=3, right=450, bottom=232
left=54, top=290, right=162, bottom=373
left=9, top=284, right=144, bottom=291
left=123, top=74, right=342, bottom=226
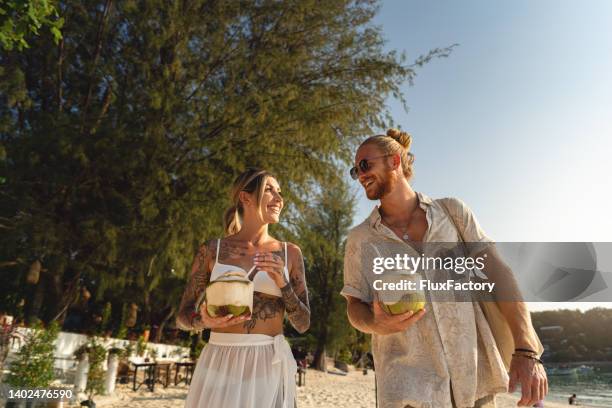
left=176, top=168, right=310, bottom=408
left=342, top=129, right=548, bottom=407
left=569, top=394, right=577, bottom=405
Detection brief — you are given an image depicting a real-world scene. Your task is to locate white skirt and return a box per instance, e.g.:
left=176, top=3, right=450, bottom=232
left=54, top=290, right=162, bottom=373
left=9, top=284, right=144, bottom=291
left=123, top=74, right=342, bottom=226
left=184, top=332, right=297, bottom=408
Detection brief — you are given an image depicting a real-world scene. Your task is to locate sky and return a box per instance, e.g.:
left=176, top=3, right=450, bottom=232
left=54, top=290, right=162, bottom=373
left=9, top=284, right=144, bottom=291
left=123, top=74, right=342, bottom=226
left=352, top=0, right=612, bottom=312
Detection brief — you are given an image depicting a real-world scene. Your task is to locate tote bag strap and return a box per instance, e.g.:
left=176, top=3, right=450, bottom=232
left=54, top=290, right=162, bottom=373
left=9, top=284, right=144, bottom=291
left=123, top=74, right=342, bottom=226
left=436, top=198, right=516, bottom=371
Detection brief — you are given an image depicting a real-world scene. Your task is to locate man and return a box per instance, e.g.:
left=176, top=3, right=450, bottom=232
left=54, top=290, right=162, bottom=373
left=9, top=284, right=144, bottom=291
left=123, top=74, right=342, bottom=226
left=341, top=129, right=547, bottom=408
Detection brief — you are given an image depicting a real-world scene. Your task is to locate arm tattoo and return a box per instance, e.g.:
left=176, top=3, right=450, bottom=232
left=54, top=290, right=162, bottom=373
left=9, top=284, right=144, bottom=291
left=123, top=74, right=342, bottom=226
left=281, top=246, right=310, bottom=333
left=176, top=240, right=214, bottom=331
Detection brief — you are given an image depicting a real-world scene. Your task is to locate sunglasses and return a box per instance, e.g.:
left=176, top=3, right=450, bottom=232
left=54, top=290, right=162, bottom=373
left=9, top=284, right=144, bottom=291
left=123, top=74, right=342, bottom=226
left=349, top=155, right=392, bottom=180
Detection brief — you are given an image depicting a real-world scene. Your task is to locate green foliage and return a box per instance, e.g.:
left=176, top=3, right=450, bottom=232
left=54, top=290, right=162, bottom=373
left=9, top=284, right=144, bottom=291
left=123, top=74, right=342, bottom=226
left=190, top=338, right=206, bottom=361
left=0, top=0, right=450, bottom=340
left=115, top=326, right=128, bottom=340
left=98, top=301, right=112, bottom=335
left=84, top=338, right=107, bottom=400
left=6, top=321, right=60, bottom=387
left=336, top=348, right=353, bottom=365
left=0, top=0, right=64, bottom=51
left=123, top=341, right=134, bottom=358
left=532, top=308, right=612, bottom=362
left=135, top=335, right=147, bottom=357
left=284, top=175, right=358, bottom=364
left=115, top=303, right=129, bottom=339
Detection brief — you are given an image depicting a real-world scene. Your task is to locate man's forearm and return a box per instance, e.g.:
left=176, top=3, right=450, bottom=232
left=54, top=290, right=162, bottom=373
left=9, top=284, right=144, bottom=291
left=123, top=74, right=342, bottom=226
left=482, top=247, right=541, bottom=352
left=347, top=299, right=376, bottom=334
left=497, top=301, right=540, bottom=351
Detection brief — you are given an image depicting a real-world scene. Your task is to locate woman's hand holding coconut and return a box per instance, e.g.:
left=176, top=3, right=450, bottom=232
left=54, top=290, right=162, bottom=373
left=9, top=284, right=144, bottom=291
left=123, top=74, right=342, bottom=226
left=197, top=301, right=251, bottom=329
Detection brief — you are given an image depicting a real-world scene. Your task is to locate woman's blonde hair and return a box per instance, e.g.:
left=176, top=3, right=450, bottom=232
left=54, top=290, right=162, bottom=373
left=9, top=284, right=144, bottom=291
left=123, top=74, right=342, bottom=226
left=223, top=168, right=275, bottom=235
left=360, top=128, right=415, bottom=180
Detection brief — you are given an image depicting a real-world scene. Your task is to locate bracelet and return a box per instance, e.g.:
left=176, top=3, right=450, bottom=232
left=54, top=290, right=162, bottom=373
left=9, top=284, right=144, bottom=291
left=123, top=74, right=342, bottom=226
left=512, top=353, right=544, bottom=365
left=515, top=348, right=538, bottom=354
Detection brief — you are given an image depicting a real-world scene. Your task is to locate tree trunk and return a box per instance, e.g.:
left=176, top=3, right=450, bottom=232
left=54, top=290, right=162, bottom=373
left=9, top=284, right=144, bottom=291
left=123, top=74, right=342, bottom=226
left=313, top=319, right=329, bottom=371
left=25, top=280, right=44, bottom=324
left=153, top=307, right=175, bottom=343
left=313, top=344, right=326, bottom=372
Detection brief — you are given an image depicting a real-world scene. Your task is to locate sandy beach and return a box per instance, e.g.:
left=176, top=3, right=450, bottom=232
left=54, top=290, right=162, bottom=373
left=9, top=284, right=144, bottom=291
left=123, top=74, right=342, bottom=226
left=93, top=368, right=585, bottom=408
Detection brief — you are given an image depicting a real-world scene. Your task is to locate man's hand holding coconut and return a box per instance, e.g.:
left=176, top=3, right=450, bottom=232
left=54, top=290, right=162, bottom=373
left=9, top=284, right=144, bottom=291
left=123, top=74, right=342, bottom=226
left=368, top=295, right=426, bottom=335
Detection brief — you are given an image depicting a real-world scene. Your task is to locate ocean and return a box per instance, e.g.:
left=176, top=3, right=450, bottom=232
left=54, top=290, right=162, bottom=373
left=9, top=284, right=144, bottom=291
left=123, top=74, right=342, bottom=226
left=543, top=365, right=612, bottom=407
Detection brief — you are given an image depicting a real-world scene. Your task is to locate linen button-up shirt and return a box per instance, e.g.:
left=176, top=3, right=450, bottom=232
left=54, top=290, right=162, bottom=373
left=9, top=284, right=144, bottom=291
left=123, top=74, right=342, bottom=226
left=341, top=192, right=509, bottom=408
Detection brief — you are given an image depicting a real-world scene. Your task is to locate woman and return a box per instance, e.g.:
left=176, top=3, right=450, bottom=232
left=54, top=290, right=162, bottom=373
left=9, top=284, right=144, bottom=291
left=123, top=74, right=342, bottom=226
left=176, top=168, right=310, bottom=408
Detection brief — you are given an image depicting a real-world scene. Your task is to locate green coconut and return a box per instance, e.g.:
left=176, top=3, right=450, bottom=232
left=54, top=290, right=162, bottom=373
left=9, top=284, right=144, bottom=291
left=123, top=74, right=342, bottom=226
left=206, top=304, right=251, bottom=318
left=204, top=272, right=254, bottom=317
left=382, top=292, right=426, bottom=315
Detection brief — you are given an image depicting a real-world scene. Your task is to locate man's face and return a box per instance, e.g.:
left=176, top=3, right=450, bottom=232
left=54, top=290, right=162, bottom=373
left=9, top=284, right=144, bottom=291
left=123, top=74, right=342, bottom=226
left=354, top=144, right=394, bottom=200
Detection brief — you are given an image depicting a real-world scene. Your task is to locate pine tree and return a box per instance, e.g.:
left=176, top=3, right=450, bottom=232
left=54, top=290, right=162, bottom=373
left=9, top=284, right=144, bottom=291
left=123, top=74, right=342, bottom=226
left=0, top=0, right=63, bottom=51
left=286, top=175, right=357, bottom=370
left=0, top=0, right=452, bottom=331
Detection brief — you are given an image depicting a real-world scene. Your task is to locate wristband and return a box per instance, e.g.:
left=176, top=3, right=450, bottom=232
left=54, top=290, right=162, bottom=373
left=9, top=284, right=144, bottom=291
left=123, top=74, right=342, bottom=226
left=512, top=353, right=544, bottom=365
left=515, top=347, right=538, bottom=354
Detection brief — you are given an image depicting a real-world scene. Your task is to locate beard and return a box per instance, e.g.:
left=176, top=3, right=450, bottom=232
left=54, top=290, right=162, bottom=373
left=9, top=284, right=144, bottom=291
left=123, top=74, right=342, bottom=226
left=365, top=172, right=394, bottom=200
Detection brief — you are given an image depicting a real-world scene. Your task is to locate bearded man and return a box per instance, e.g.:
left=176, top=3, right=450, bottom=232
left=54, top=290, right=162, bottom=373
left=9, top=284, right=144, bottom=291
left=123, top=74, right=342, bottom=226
left=341, top=129, right=547, bottom=408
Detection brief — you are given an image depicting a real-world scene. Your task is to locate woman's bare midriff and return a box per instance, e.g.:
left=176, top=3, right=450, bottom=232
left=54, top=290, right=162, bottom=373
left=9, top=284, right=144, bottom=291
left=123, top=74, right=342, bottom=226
left=211, top=292, right=285, bottom=336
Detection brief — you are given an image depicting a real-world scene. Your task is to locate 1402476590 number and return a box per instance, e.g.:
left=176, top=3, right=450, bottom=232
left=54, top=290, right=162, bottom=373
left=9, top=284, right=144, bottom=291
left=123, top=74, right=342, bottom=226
left=2, top=387, right=73, bottom=401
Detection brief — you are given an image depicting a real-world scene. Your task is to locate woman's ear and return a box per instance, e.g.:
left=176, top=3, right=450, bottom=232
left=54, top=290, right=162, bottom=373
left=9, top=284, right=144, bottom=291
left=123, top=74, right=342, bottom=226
left=238, top=191, right=252, bottom=207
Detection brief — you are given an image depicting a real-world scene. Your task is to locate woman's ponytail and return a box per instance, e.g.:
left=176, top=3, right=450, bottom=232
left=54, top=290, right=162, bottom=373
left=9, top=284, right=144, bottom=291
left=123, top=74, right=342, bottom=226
left=223, top=205, right=241, bottom=236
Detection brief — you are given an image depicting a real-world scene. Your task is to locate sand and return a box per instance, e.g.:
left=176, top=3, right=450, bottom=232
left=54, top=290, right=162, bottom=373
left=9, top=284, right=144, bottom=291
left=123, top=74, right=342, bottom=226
left=92, top=368, right=585, bottom=408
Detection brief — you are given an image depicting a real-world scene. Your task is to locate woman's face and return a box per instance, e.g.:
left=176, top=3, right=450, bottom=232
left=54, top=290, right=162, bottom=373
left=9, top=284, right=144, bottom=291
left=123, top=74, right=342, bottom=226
left=260, top=177, right=284, bottom=224
left=243, top=176, right=284, bottom=224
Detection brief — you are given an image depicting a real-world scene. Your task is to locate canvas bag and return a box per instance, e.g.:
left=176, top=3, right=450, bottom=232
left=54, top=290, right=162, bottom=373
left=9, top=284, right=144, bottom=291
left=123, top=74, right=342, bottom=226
left=437, top=199, right=543, bottom=371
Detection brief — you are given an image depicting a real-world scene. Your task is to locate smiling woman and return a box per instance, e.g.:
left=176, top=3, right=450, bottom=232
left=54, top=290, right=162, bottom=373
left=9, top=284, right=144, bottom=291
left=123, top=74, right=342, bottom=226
left=176, top=167, right=310, bottom=408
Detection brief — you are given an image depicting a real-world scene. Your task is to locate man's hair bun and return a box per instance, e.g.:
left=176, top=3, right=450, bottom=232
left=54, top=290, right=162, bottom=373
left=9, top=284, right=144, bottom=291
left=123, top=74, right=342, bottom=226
left=358, top=128, right=416, bottom=181
left=386, top=128, right=412, bottom=150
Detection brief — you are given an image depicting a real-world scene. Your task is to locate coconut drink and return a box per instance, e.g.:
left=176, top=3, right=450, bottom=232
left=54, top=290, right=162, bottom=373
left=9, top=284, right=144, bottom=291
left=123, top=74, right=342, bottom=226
left=378, top=273, right=426, bottom=315
left=201, top=271, right=254, bottom=317
left=382, top=292, right=426, bottom=315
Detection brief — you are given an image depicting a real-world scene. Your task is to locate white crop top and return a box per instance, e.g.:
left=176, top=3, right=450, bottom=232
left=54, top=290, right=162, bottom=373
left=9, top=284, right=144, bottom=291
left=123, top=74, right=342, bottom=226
left=210, top=239, right=290, bottom=297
